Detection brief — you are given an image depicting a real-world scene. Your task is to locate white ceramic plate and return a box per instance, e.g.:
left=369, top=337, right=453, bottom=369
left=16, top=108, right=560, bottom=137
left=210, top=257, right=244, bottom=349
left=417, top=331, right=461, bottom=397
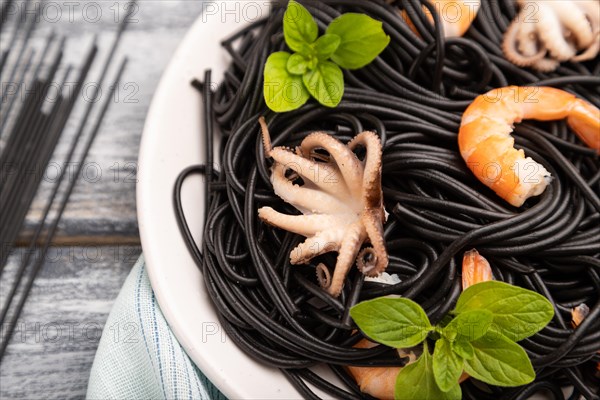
left=137, top=4, right=557, bottom=400
left=137, top=3, right=336, bottom=398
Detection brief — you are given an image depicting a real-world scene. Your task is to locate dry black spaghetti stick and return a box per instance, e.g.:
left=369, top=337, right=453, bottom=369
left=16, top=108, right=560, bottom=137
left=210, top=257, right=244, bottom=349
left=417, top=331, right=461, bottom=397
left=0, top=0, right=14, bottom=30
left=0, top=37, right=65, bottom=197
left=0, top=37, right=65, bottom=190
left=0, top=1, right=133, bottom=270
left=17, top=38, right=97, bottom=230
left=0, top=48, right=35, bottom=136
left=0, top=96, right=66, bottom=343
left=0, top=42, right=97, bottom=322
left=9, top=0, right=135, bottom=194
left=0, top=84, right=37, bottom=162
left=0, top=0, right=130, bottom=251
left=0, top=81, right=43, bottom=201
left=0, top=36, right=65, bottom=166
left=0, top=51, right=6, bottom=77
left=0, top=68, right=71, bottom=275
left=0, top=81, right=65, bottom=258
left=2, top=0, right=138, bottom=148
left=0, top=30, right=56, bottom=140
left=0, top=57, right=127, bottom=361
left=0, top=0, right=23, bottom=77
left=0, top=0, right=39, bottom=104
left=0, top=42, right=65, bottom=270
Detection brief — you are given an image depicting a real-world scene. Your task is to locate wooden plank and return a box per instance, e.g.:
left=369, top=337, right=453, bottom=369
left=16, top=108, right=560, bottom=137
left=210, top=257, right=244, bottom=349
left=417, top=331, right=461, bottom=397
left=0, top=246, right=141, bottom=399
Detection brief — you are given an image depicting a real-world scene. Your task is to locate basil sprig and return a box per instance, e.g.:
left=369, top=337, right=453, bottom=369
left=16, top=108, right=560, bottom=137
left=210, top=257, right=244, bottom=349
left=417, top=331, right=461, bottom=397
left=263, top=0, right=390, bottom=112
left=350, top=281, right=555, bottom=400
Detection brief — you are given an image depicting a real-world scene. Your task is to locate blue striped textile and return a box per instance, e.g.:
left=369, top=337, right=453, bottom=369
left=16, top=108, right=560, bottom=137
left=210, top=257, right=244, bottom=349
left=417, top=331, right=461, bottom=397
left=86, top=256, right=227, bottom=400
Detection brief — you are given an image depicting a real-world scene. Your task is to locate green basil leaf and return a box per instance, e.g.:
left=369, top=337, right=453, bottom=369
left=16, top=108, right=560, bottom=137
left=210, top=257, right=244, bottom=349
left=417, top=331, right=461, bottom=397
left=350, top=297, right=432, bottom=348
left=287, top=53, right=309, bottom=75
left=326, top=13, right=390, bottom=69
left=443, top=309, right=493, bottom=342
left=302, top=61, right=344, bottom=108
left=395, top=344, right=461, bottom=400
left=452, top=338, right=474, bottom=360
left=463, top=332, right=535, bottom=387
left=283, top=0, right=318, bottom=55
left=313, top=34, right=341, bottom=60
left=263, top=52, right=310, bottom=112
left=433, top=338, right=464, bottom=392
left=455, top=281, right=554, bottom=342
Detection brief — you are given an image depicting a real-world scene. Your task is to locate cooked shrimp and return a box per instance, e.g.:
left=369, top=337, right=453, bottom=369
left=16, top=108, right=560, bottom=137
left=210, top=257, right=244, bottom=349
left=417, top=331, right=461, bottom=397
left=348, top=250, right=492, bottom=398
left=459, top=86, right=600, bottom=207
left=347, top=339, right=409, bottom=400
left=400, top=0, right=481, bottom=38
left=462, top=249, right=493, bottom=290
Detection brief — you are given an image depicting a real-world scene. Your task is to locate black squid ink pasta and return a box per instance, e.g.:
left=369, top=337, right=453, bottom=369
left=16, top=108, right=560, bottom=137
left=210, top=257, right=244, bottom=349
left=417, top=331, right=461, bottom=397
left=174, top=0, right=600, bottom=399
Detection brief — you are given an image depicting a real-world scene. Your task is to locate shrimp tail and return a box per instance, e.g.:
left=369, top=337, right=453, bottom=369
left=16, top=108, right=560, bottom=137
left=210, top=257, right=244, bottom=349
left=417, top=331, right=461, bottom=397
left=462, top=249, right=494, bottom=289
left=347, top=339, right=399, bottom=400
left=568, top=99, right=600, bottom=154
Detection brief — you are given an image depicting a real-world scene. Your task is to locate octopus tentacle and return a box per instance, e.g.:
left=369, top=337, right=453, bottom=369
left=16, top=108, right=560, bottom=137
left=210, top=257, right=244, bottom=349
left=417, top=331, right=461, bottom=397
left=269, top=147, right=351, bottom=199
left=572, top=32, right=600, bottom=61
left=531, top=56, right=560, bottom=72
left=348, top=132, right=384, bottom=209
left=556, top=4, right=594, bottom=50
left=502, top=20, right=546, bottom=67
left=327, top=223, right=366, bottom=297
left=271, top=163, right=350, bottom=214
left=258, top=207, right=350, bottom=237
left=290, top=228, right=346, bottom=265
left=300, top=132, right=364, bottom=197
left=258, top=116, right=273, bottom=154
left=572, top=1, right=600, bottom=61
left=536, top=3, right=576, bottom=61
left=361, top=211, right=389, bottom=277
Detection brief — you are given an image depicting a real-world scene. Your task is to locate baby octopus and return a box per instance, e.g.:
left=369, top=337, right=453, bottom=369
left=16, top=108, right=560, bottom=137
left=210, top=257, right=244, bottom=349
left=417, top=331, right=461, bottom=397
left=257, top=117, right=388, bottom=297
left=502, top=0, right=600, bottom=71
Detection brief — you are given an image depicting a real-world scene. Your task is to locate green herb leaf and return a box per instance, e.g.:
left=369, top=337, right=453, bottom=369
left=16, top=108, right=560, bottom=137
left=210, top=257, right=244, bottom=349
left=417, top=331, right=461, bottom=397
left=313, top=34, right=341, bottom=60
left=283, top=0, right=318, bottom=55
left=263, top=52, right=310, bottom=112
left=350, top=297, right=432, bottom=348
left=302, top=61, right=344, bottom=108
left=452, top=338, right=474, bottom=360
left=433, top=338, right=464, bottom=392
left=326, top=13, right=390, bottom=69
left=463, top=332, right=535, bottom=386
left=443, top=309, right=493, bottom=342
left=455, top=281, right=554, bottom=342
left=287, top=53, right=309, bottom=75
left=395, top=343, right=461, bottom=400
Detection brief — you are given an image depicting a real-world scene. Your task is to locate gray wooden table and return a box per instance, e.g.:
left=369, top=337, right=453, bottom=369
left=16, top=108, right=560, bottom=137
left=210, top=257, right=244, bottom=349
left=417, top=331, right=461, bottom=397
left=0, top=1, right=205, bottom=398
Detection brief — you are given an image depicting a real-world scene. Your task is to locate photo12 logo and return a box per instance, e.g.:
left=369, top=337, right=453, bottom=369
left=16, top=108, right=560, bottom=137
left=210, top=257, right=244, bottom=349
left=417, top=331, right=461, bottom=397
left=2, top=1, right=139, bottom=24
left=201, top=1, right=271, bottom=23
left=1, top=321, right=104, bottom=344
left=1, top=80, right=139, bottom=105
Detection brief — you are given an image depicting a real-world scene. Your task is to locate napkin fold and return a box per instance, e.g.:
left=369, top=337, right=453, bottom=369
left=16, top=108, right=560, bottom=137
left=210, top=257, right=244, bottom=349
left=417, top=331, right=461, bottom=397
left=86, top=256, right=227, bottom=400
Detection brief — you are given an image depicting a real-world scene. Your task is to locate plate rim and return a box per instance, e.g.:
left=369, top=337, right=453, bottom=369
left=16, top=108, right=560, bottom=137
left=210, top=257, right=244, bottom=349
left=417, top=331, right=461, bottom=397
left=136, top=4, right=311, bottom=399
